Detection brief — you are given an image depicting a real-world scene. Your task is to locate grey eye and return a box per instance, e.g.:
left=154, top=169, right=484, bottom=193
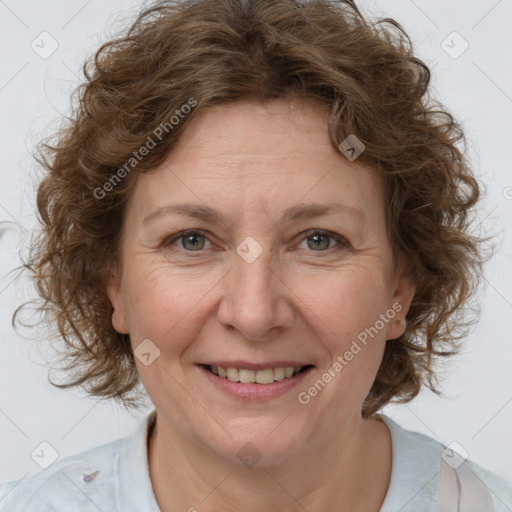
left=163, top=230, right=212, bottom=252
left=180, top=233, right=207, bottom=251
left=306, top=233, right=334, bottom=251
left=296, top=230, right=345, bottom=252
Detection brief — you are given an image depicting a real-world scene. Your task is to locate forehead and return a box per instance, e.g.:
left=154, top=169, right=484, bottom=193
left=127, top=99, right=385, bottom=227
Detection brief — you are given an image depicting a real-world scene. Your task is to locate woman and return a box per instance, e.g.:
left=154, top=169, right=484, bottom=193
left=1, top=0, right=511, bottom=510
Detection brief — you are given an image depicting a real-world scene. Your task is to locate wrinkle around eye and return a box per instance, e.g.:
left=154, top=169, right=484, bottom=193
left=158, top=229, right=354, bottom=258
left=162, top=229, right=213, bottom=252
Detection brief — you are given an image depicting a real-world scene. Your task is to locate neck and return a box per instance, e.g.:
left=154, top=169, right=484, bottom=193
left=147, top=412, right=392, bottom=512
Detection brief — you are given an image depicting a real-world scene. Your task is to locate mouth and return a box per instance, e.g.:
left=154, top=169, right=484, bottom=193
left=198, top=362, right=315, bottom=400
left=199, top=363, right=315, bottom=385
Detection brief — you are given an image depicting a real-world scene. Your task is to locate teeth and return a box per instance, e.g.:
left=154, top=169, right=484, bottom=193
left=208, top=365, right=306, bottom=384
left=239, top=369, right=255, bottom=383
left=274, top=367, right=285, bottom=381
left=227, top=368, right=239, bottom=382
left=255, top=368, right=275, bottom=384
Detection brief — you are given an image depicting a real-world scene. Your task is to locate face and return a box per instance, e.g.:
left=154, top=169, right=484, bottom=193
left=107, top=98, right=415, bottom=466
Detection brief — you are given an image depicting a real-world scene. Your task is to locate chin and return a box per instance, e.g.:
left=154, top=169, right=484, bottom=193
left=205, top=419, right=307, bottom=468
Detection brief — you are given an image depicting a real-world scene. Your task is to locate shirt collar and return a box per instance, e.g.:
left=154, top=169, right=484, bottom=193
left=376, top=413, right=439, bottom=512
left=114, top=409, right=440, bottom=511
left=116, top=408, right=161, bottom=511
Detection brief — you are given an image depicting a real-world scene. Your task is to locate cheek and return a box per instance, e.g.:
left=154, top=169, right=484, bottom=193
left=302, top=268, right=390, bottom=342
left=124, top=270, right=191, bottom=338
left=121, top=262, right=220, bottom=346
left=121, top=266, right=214, bottom=396
left=295, top=267, right=390, bottom=396
left=301, top=279, right=389, bottom=411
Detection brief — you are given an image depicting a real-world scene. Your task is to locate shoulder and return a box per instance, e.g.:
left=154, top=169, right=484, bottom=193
left=0, top=437, right=124, bottom=512
left=377, top=414, right=512, bottom=512
left=465, top=459, right=512, bottom=512
left=0, top=409, right=158, bottom=512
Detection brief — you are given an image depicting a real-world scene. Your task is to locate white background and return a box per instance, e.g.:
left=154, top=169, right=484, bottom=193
left=0, top=0, right=511, bottom=487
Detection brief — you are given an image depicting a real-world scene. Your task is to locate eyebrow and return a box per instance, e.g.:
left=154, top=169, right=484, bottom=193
left=142, top=202, right=363, bottom=226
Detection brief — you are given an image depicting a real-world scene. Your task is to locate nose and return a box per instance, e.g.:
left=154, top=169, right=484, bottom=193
left=217, top=240, right=295, bottom=342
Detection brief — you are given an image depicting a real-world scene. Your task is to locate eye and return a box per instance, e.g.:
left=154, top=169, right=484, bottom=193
left=296, top=229, right=349, bottom=253
left=162, top=229, right=350, bottom=254
left=162, top=230, right=212, bottom=252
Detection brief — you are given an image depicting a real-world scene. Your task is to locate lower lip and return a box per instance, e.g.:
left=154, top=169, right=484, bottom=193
left=198, top=365, right=314, bottom=400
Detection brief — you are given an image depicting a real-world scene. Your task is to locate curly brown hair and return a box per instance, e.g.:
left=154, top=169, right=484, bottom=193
left=16, top=0, right=487, bottom=417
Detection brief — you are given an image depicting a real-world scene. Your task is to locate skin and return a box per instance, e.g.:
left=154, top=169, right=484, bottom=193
left=107, top=98, right=416, bottom=512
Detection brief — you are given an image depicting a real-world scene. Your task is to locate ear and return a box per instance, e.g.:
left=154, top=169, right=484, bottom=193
left=106, top=268, right=129, bottom=335
left=385, top=255, right=416, bottom=341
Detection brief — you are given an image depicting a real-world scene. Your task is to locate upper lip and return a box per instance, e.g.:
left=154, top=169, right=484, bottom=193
left=199, top=361, right=314, bottom=371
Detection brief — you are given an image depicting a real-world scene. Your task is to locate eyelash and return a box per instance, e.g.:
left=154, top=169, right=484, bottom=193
left=162, top=229, right=350, bottom=255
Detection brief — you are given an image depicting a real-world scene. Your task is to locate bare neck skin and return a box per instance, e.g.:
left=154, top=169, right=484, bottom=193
left=147, top=412, right=392, bottom=512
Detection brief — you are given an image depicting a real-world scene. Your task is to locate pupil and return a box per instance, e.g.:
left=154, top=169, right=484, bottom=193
left=184, top=234, right=204, bottom=250
left=309, top=234, right=328, bottom=250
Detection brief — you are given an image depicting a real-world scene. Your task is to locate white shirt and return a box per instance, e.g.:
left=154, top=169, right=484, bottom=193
left=1, top=409, right=511, bottom=511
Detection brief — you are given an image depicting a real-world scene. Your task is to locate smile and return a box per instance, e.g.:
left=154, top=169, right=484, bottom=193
left=198, top=363, right=315, bottom=400
left=202, top=364, right=313, bottom=384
